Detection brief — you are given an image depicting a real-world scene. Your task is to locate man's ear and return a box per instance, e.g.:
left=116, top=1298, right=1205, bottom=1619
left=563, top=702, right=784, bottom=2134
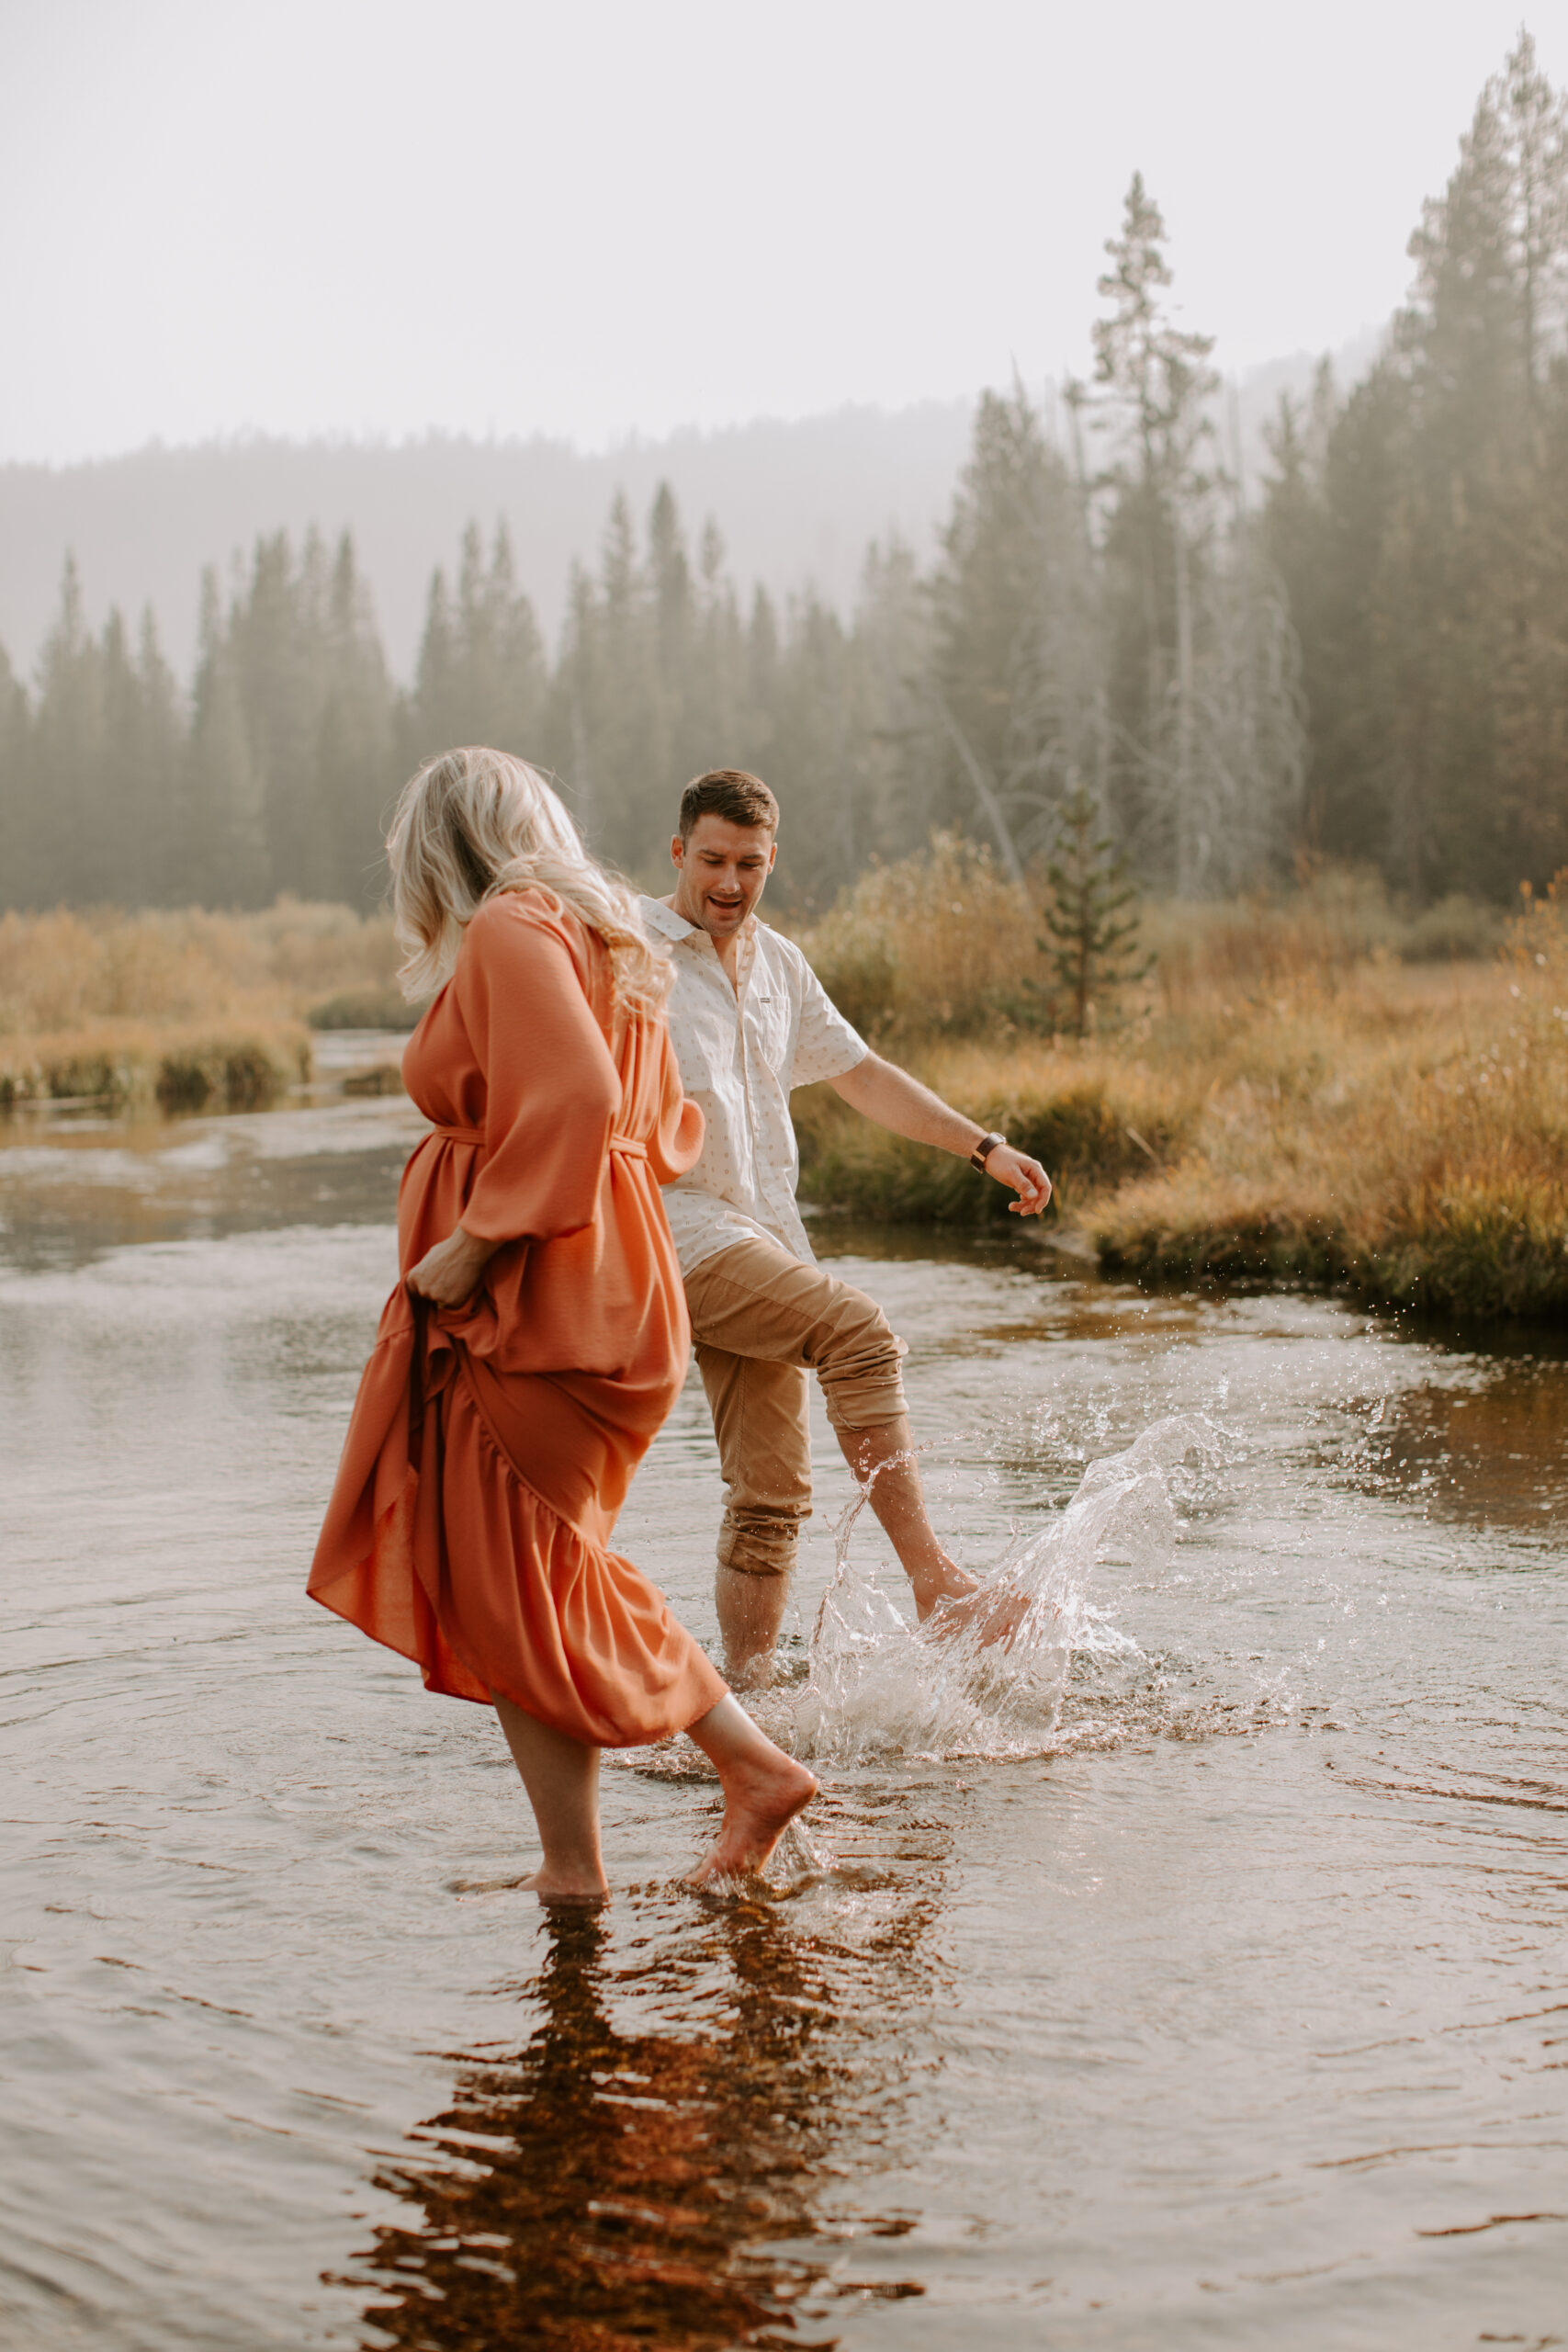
left=671, top=833, right=684, bottom=868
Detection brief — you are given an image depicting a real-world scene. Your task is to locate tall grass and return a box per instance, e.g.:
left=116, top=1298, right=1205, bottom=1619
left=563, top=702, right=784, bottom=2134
left=0, top=900, right=403, bottom=1108
left=6, top=867, right=1561, bottom=1323
left=791, top=833, right=1051, bottom=1043
left=792, top=850, right=1568, bottom=1322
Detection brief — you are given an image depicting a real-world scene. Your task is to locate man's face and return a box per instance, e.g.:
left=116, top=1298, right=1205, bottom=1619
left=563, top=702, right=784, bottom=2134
left=670, top=814, right=777, bottom=941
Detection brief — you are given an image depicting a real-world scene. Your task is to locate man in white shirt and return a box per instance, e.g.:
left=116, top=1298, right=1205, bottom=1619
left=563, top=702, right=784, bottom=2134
left=642, top=768, right=1053, bottom=1686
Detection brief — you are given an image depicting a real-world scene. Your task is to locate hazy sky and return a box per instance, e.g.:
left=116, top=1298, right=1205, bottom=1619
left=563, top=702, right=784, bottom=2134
left=2, top=0, right=1559, bottom=465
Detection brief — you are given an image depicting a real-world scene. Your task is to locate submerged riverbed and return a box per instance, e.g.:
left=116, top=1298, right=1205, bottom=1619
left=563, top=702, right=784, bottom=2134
left=2, top=1092, right=1565, bottom=2350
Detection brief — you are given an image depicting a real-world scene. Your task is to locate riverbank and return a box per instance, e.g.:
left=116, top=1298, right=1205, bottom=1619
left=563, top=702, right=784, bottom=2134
left=794, top=864, right=1568, bottom=1323
left=6, top=873, right=1564, bottom=1320
left=0, top=902, right=406, bottom=1108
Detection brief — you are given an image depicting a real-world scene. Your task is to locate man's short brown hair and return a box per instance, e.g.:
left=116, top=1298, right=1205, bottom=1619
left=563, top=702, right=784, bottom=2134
left=679, top=769, right=779, bottom=841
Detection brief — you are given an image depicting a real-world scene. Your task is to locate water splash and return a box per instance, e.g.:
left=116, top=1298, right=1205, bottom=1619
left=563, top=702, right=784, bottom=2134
left=792, top=1414, right=1234, bottom=1764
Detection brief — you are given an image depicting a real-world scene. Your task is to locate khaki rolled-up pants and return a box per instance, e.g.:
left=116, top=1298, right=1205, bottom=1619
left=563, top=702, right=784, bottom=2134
left=683, top=1232, right=908, bottom=1578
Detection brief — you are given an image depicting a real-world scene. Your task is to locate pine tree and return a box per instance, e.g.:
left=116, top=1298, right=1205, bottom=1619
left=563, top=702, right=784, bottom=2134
left=760, top=590, right=856, bottom=906
left=1268, top=31, right=1568, bottom=901
left=312, top=535, right=395, bottom=905
left=1091, top=175, right=1223, bottom=888
left=405, top=521, right=547, bottom=786
left=546, top=494, right=653, bottom=867
left=0, top=638, right=33, bottom=909
left=97, top=605, right=184, bottom=905
left=923, top=387, right=1095, bottom=879
left=183, top=566, right=265, bottom=905
left=1038, top=786, right=1150, bottom=1037
left=31, top=557, right=113, bottom=904
left=848, top=535, right=930, bottom=870
left=1501, top=30, right=1568, bottom=417
left=545, top=484, right=756, bottom=881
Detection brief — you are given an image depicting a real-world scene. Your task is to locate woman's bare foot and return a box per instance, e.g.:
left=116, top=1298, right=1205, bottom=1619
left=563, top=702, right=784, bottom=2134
left=682, top=1693, right=819, bottom=1889
left=684, top=1750, right=818, bottom=1888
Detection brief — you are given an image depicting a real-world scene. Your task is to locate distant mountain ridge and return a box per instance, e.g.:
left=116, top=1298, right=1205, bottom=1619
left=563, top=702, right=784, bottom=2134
left=0, top=343, right=1380, bottom=685
left=0, top=404, right=976, bottom=684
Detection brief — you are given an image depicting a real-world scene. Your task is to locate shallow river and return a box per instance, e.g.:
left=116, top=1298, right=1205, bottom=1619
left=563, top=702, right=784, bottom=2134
left=2, top=1084, right=1565, bottom=2351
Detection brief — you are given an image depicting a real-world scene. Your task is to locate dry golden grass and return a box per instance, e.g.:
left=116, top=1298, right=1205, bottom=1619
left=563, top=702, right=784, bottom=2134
left=1089, top=944, right=1568, bottom=1317
left=6, top=867, right=1562, bottom=1318
left=0, top=900, right=402, bottom=1107
left=795, top=857, right=1568, bottom=1322
left=790, top=832, right=1049, bottom=1043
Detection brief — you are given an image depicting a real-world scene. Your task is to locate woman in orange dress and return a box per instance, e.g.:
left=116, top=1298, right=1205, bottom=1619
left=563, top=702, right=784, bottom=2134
left=309, top=748, right=816, bottom=1898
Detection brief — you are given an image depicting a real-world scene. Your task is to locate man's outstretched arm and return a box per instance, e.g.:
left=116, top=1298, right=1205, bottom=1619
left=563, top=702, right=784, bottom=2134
left=828, top=1053, right=1052, bottom=1216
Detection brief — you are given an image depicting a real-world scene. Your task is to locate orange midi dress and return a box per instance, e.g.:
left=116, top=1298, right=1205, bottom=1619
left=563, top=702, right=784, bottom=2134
left=308, top=888, right=728, bottom=1747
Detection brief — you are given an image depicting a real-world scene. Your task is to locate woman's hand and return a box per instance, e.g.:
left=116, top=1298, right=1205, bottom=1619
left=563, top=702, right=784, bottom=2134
left=406, top=1225, right=497, bottom=1308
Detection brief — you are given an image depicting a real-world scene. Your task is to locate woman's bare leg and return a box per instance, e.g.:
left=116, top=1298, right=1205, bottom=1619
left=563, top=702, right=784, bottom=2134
left=492, top=1693, right=609, bottom=1902
left=683, top=1694, right=818, bottom=1886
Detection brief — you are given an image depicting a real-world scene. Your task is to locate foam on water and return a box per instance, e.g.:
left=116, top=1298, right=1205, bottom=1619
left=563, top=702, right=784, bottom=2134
left=793, top=1413, right=1235, bottom=1763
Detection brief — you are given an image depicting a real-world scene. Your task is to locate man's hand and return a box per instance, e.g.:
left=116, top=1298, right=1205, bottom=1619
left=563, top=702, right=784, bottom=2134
left=406, top=1225, right=496, bottom=1307
left=982, top=1143, right=1052, bottom=1217
left=828, top=1054, right=1054, bottom=1216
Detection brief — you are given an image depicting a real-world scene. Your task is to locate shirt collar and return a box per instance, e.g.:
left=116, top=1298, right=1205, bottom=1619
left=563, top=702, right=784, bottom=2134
left=639, top=894, right=765, bottom=956
left=639, top=894, right=696, bottom=944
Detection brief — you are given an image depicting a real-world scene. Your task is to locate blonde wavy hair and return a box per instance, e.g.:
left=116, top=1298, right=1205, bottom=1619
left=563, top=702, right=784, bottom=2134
left=387, top=747, right=671, bottom=1009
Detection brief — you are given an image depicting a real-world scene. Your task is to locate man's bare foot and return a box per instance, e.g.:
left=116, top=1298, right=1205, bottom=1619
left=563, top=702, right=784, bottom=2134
left=684, top=1753, right=818, bottom=1889
left=927, top=1583, right=1032, bottom=1649
left=909, top=1559, right=1029, bottom=1648
left=907, top=1558, right=981, bottom=1622
left=517, top=1866, right=609, bottom=1905
left=722, top=1646, right=778, bottom=1694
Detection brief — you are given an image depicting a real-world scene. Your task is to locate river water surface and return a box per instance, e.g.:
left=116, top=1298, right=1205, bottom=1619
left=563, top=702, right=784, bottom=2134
left=2, top=1080, right=1565, bottom=2351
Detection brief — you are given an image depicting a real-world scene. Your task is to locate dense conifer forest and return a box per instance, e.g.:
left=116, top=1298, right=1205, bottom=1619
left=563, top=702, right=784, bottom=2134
left=1, top=31, right=1563, bottom=918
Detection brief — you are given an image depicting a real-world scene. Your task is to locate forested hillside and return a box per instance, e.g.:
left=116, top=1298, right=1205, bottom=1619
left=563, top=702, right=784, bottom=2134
left=1, top=30, right=1562, bottom=917
left=1263, top=32, right=1568, bottom=904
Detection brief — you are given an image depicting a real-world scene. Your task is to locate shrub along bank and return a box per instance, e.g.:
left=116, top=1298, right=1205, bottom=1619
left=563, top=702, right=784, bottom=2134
left=4, top=865, right=1562, bottom=1323
left=791, top=860, right=1568, bottom=1324
left=0, top=901, right=400, bottom=1108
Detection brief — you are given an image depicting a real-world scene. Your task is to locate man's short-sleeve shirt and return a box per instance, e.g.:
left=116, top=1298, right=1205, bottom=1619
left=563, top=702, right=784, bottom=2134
left=639, top=896, right=868, bottom=1274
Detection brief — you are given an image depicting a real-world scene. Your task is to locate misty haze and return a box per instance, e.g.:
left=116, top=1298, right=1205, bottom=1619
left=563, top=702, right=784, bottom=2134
left=2, top=7, right=1566, bottom=2350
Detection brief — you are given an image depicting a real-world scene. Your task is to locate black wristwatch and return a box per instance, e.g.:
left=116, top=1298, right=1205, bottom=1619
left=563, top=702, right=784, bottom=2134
left=969, top=1130, right=1006, bottom=1171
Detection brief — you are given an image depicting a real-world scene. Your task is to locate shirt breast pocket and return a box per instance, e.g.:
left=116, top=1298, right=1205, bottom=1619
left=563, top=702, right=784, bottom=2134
left=749, top=991, right=792, bottom=1073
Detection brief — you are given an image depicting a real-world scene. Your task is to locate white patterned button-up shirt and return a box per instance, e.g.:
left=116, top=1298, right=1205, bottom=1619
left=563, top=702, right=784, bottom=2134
left=639, top=895, right=868, bottom=1275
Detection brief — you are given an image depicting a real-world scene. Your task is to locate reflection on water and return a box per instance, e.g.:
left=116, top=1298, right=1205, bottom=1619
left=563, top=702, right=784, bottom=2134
left=2, top=1099, right=1566, bottom=2350
left=361, top=1881, right=932, bottom=2350
left=0, top=1094, right=428, bottom=1271
left=1344, top=1358, right=1568, bottom=1533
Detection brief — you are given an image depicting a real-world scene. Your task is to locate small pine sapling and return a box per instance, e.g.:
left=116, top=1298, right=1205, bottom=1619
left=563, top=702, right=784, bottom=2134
left=1040, top=787, right=1151, bottom=1036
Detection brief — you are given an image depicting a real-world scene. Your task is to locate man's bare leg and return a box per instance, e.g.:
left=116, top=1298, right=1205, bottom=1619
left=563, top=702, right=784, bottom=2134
left=492, top=1693, right=610, bottom=1902
left=836, top=1416, right=980, bottom=1618
left=684, top=1694, right=818, bottom=1885
left=716, top=1565, right=792, bottom=1689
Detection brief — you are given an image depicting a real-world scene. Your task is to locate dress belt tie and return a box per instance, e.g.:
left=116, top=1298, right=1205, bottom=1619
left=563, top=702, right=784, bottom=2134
left=431, top=1123, right=648, bottom=1160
